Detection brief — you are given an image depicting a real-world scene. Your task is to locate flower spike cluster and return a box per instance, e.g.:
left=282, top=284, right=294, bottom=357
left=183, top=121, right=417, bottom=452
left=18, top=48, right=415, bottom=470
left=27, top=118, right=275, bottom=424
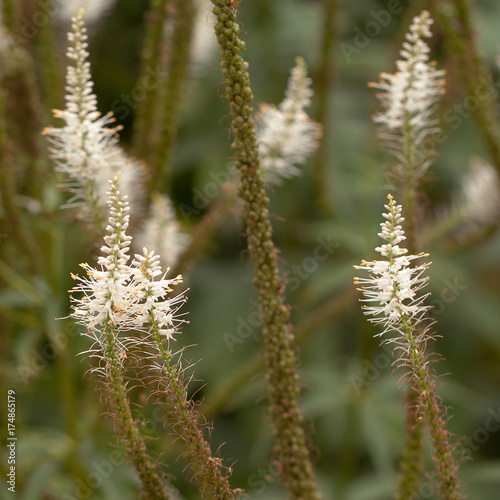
left=354, top=194, right=431, bottom=336
left=44, top=10, right=144, bottom=229
left=370, top=11, right=445, bottom=136
left=256, top=56, right=322, bottom=186
left=69, top=175, right=186, bottom=353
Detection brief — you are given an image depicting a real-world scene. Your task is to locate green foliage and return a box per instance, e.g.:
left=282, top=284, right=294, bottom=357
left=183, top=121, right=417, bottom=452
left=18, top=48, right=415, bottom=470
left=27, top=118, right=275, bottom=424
left=1, top=1, right=500, bottom=499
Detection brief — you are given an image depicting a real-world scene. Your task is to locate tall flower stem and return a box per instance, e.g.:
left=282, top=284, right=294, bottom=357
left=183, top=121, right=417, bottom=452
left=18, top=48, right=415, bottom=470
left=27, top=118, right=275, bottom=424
left=154, top=0, right=196, bottom=191
left=370, top=13, right=446, bottom=494
left=132, top=0, right=197, bottom=191
left=313, top=0, right=338, bottom=212
left=210, top=2, right=321, bottom=498
left=132, top=0, right=171, bottom=160
left=395, top=323, right=461, bottom=499
left=354, top=195, right=463, bottom=499
left=69, top=177, right=175, bottom=499
left=148, top=325, right=239, bottom=499
left=102, top=328, right=173, bottom=500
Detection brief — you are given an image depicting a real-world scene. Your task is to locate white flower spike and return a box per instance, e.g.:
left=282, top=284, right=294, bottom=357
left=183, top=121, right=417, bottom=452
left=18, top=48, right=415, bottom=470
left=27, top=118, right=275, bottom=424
left=44, top=10, right=144, bottom=228
left=256, top=57, right=322, bottom=186
left=354, top=194, right=431, bottom=336
left=370, top=10, right=445, bottom=135
left=69, top=175, right=186, bottom=354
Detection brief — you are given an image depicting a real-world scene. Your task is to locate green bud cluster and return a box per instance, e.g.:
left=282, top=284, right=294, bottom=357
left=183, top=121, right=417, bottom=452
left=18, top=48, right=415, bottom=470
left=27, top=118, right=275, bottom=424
left=211, top=2, right=321, bottom=498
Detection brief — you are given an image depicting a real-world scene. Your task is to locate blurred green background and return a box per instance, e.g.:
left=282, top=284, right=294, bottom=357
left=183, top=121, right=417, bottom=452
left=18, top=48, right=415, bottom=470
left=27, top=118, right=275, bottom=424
left=2, top=0, right=500, bottom=499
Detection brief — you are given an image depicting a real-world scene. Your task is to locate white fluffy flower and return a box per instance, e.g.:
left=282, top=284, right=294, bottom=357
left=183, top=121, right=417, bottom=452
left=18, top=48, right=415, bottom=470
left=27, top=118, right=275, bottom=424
left=135, top=194, right=188, bottom=269
left=370, top=11, right=445, bottom=135
left=256, top=57, right=322, bottom=186
left=44, top=10, right=144, bottom=227
left=354, top=195, right=431, bottom=336
left=70, top=176, right=186, bottom=345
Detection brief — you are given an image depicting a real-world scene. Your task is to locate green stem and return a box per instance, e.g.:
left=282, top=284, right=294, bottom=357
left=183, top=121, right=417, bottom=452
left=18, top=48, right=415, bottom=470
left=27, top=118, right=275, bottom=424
left=154, top=0, right=197, bottom=191
left=132, top=0, right=171, bottom=160
left=312, top=0, right=338, bottom=212
left=395, top=393, right=424, bottom=500
left=398, top=317, right=462, bottom=499
left=37, top=2, right=63, bottom=115
left=0, top=79, right=41, bottom=272
left=149, top=326, right=238, bottom=499
left=103, top=328, right=172, bottom=499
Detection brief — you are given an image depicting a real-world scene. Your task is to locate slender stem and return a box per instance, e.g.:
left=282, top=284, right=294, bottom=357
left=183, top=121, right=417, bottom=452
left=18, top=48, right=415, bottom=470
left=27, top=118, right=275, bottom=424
left=149, top=328, right=239, bottom=499
left=396, top=318, right=462, bottom=499
left=154, top=0, right=197, bottom=191
left=0, top=81, right=40, bottom=272
left=1, top=0, right=20, bottom=34
left=132, top=0, right=170, bottom=160
left=103, top=328, right=173, bottom=499
left=312, top=0, right=338, bottom=212
left=395, top=394, right=424, bottom=500
left=37, top=2, right=63, bottom=114
left=210, top=8, right=323, bottom=495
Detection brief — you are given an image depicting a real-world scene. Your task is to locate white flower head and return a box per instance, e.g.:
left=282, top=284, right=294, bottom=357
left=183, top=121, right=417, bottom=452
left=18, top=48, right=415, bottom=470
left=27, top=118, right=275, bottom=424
left=43, top=10, right=144, bottom=227
left=354, top=194, right=431, bottom=336
left=370, top=11, right=445, bottom=139
left=69, top=176, right=187, bottom=354
left=256, top=57, right=322, bottom=186
left=135, top=194, right=188, bottom=269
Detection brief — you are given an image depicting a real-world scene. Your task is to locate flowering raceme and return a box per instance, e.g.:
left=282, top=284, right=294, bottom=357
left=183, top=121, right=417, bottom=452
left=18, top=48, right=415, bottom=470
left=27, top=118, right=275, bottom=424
left=70, top=175, right=185, bottom=352
left=256, top=57, right=322, bottom=186
left=354, top=195, right=463, bottom=499
left=354, top=195, right=431, bottom=336
left=369, top=10, right=445, bottom=195
left=370, top=11, right=445, bottom=135
left=44, top=10, right=144, bottom=228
